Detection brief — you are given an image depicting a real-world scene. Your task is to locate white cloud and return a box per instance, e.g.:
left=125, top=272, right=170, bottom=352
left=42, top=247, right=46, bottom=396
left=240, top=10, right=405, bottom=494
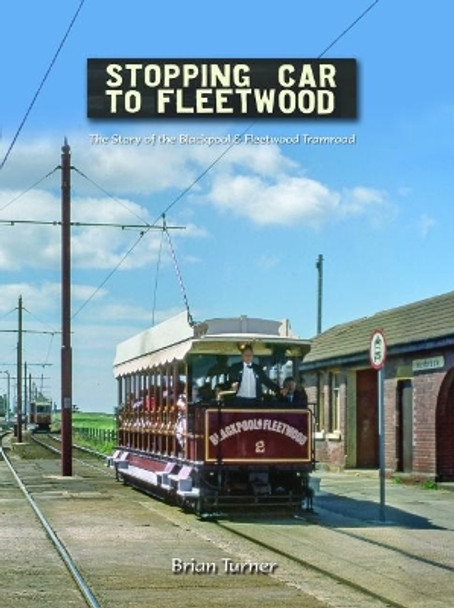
left=217, top=142, right=299, bottom=177
left=0, top=136, right=399, bottom=413
left=0, top=188, right=173, bottom=271
left=202, top=173, right=392, bottom=227
left=205, top=173, right=340, bottom=226
left=258, top=254, right=280, bottom=269
left=0, top=136, right=394, bottom=275
left=0, top=136, right=198, bottom=196
left=0, top=281, right=107, bottom=317
left=340, top=186, right=391, bottom=219
left=419, top=213, right=436, bottom=238
left=397, top=186, right=413, bottom=197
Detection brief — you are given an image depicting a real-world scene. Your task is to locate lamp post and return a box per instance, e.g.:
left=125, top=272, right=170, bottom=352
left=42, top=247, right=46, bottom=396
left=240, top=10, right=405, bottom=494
left=1, top=371, right=10, bottom=423
left=17, top=296, right=23, bottom=442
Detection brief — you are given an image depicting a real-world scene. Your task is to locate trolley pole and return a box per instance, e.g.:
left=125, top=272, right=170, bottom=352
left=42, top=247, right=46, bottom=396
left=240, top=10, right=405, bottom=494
left=61, top=138, right=73, bottom=476
left=16, top=296, right=23, bottom=443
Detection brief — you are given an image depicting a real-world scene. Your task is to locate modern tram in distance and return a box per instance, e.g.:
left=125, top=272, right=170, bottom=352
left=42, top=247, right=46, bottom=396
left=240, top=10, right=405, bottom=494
left=29, top=399, right=53, bottom=432
left=111, top=312, right=314, bottom=516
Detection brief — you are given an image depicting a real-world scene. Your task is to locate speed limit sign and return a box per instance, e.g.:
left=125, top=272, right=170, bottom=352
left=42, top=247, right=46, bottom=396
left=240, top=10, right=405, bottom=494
left=370, top=329, right=387, bottom=370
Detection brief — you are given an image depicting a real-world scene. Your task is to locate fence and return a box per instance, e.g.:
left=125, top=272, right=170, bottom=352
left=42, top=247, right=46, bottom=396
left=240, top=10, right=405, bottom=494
left=73, top=427, right=117, bottom=444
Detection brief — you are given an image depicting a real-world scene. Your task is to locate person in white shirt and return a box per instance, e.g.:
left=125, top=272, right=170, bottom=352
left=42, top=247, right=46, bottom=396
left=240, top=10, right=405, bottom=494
left=229, top=345, right=280, bottom=406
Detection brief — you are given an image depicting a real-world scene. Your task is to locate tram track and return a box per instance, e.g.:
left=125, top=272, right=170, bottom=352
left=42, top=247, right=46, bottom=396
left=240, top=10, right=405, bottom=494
left=215, top=517, right=406, bottom=608
left=30, top=432, right=112, bottom=476
left=31, top=432, right=107, bottom=460
left=3, top=431, right=453, bottom=606
left=135, top=480, right=454, bottom=607
left=0, top=435, right=101, bottom=608
left=0, top=431, right=332, bottom=608
left=23, top=433, right=392, bottom=606
left=211, top=509, right=454, bottom=608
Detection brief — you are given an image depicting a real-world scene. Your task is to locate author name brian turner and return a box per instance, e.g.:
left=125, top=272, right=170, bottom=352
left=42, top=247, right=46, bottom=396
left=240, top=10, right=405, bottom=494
left=172, top=557, right=278, bottom=575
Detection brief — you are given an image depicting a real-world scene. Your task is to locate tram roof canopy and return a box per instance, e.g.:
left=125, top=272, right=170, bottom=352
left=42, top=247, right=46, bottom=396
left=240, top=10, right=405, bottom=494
left=113, top=311, right=311, bottom=377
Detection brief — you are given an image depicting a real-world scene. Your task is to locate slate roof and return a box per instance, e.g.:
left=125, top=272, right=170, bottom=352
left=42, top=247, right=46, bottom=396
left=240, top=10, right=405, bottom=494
left=303, top=290, right=454, bottom=367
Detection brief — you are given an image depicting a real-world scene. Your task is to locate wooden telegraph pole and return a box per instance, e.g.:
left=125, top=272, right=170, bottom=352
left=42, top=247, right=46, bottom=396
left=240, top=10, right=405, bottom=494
left=16, top=296, right=23, bottom=443
left=61, top=138, right=72, bottom=476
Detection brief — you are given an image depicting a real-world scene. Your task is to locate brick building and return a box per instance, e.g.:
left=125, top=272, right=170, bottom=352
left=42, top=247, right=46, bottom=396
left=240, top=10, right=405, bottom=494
left=301, top=291, right=454, bottom=481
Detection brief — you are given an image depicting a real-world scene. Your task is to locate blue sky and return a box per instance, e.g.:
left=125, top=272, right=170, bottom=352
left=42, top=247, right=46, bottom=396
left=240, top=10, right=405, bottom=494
left=1, top=1, right=453, bottom=413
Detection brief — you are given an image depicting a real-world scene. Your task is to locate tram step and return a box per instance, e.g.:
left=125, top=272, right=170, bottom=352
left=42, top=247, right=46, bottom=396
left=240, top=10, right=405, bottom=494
left=123, top=465, right=158, bottom=486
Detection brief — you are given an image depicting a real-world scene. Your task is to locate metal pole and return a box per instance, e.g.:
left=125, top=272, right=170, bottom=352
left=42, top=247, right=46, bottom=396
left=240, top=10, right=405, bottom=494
left=315, top=254, right=324, bottom=426
left=16, top=296, right=23, bottom=442
left=6, top=371, right=10, bottom=423
left=378, top=366, right=386, bottom=522
left=24, top=362, right=28, bottom=430
left=61, top=138, right=72, bottom=476
left=316, top=254, right=323, bottom=335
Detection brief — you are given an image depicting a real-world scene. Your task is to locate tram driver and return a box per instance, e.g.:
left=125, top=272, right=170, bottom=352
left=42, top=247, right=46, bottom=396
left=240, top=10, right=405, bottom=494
left=229, top=344, right=280, bottom=406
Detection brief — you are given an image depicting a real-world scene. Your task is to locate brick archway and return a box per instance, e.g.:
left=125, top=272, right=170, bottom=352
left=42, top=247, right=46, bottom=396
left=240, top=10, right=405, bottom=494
left=436, top=367, right=454, bottom=481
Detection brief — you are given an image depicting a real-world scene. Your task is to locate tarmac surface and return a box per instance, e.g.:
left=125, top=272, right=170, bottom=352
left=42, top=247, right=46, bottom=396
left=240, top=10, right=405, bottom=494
left=305, top=469, right=454, bottom=606
left=313, top=468, right=454, bottom=531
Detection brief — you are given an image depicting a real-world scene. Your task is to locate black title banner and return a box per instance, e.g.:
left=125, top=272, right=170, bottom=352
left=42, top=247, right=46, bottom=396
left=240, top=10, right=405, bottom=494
left=87, top=58, right=357, bottom=119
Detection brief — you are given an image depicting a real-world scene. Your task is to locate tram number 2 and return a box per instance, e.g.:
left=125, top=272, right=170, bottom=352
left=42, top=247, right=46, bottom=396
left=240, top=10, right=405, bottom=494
left=255, top=440, right=265, bottom=454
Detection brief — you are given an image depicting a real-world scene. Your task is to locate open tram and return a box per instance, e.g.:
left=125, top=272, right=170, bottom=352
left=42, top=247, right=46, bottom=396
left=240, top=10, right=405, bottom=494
left=111, top=312, right=314, bottom=516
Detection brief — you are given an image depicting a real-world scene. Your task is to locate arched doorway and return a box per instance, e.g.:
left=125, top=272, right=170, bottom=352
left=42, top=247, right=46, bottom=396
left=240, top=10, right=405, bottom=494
left=436, top=367, right=454, bottom=481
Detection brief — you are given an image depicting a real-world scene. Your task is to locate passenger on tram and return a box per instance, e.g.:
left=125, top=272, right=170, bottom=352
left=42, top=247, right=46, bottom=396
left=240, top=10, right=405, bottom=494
left=125, top=393, right=135, bottom=410
left=229, top=344, right=280, bottom=406
left=144, top=389, right=156, bottom=412
left=280, top=376, right=308, bottom=408
left=197, top=382, right=214, bottom=402
left=175, top=392, right=187, bottom=450
left=132, top=394, right=143, bottom=410
left=207, top=355, right=230, bottom=385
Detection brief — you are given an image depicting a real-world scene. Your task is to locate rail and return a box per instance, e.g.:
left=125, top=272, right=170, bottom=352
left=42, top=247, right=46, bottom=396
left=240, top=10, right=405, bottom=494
left=0, top=439, right=102, bottom=608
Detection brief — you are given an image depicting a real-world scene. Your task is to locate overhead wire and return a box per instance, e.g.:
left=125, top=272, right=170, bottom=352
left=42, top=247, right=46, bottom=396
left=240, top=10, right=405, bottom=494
left=3, top=0, right=382, bottom=322
left=0, top=307, right=18, bottom=322
left=0, top=167, right=60, bottom=213
left=157, top=0, right=382, bottom=225
left=72, top=167, right=152, bottom=226
left=21, top=306, right=58, bottom=376
left=42, top=333, right=56, bottom=370
left=317, top=0, right=381, bottom=58
left=22, top=306, right=60, bottom=336
left=0, top=0, right=87, bottom=171
left=101, top=0, right=382, bottom=321
left=71, top=230, right=147, bottom=319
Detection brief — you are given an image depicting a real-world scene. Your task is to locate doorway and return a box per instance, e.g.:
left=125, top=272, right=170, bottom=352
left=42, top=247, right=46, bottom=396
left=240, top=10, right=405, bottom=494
left=356, top=369, right=378, bottom=468
left=396, top=380, right=413, bottom=472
